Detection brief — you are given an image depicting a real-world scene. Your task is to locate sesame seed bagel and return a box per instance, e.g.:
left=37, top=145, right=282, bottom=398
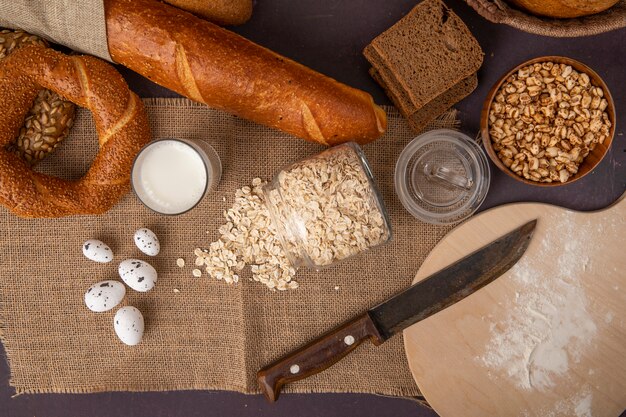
left=0, top=44, right=151, bottom=218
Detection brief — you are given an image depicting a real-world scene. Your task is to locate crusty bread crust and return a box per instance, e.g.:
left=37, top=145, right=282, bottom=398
left=0, top=44, right=151, bottom=218
left=162, top=0, right=253, bottom=25
left=507, top=0, right=619, bottom=18
left=104, top=0, right=387, bottom=146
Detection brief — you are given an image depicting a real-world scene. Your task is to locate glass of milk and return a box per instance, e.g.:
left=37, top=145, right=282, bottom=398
left=131, top=138, right=221, bottom=215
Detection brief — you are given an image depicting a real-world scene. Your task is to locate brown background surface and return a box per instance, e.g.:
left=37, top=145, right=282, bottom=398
left=1, top=0, right=625, bottom=416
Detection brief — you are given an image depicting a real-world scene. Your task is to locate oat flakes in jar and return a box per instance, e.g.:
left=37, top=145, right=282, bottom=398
left=264, top=143, right=392, bottom=270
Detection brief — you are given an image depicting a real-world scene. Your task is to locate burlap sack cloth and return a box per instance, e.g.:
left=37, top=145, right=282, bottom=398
left=0, top=0, right=111, bottom=61
left=0, top=100, right=456, bottom=396
left=464, top=0, right=626, bottom=37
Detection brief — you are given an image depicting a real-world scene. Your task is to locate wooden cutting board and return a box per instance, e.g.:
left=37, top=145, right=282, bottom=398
left=404, top=194, right=626, bottom=417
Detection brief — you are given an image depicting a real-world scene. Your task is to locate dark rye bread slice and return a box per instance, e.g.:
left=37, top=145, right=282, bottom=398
left=374, top=69, right=477, bottom=132
left=371, top=68, right=477, bottom=132
left=362, top=5, right=478, bottom=116
left=368, top=0, right=483, bottom=109
left=407, top=73, right=477, bottom=132
left=364, top=46, right=416, bottom=115
left=369, top=67, right=476, bottom=119
left=366, top=59, right=414, bottom=115
left=365, top=45, right=448, bottom=120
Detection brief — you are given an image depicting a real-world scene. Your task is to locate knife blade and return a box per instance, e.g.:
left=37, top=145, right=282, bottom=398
left=257, top=219, right=536, bottom=402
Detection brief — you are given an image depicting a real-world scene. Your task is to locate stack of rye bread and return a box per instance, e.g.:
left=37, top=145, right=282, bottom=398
left=364, top=0, right=484, bottom=132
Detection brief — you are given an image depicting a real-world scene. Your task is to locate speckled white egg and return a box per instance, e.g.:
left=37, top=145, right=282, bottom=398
left=114, top=306, right=144, bottom=346
left=118, top=259, right=157, bottom=292
left=82, top=239, right=113, bottom=263
left=84, top=280, right=126, bottom=312
left=134, top=228, right=160, bottom=256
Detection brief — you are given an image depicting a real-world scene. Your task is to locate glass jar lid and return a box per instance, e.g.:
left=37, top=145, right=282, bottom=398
left=395, top=129, right=490, bottom=224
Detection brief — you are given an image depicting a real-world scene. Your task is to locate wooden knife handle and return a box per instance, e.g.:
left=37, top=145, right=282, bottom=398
left=257, top=313, right=384, bottom=402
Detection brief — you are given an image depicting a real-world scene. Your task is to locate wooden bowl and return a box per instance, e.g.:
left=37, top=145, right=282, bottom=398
left=480, top=56, right=616, bottom=187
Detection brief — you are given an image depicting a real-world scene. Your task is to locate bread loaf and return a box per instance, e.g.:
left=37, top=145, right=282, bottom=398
left=162, top=0, right=252, bottom=25
left=104, top=0, right=387, bottom=146
left=506, top=0, right=620, bottom=18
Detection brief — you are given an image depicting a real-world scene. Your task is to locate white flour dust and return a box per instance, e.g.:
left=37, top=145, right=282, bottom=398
left=522, top=387, right=593, bottom=417
left=479, top=212, right=598, bottom=392
left=574, top=391, right=593, bottom=417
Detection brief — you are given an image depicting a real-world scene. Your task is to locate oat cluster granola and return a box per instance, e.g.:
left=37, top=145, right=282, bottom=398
left=488, top=62, right=612, bottom=183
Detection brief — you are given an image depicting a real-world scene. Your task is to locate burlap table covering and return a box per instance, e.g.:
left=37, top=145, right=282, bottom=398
left=0, top=99, right=455, bottom=396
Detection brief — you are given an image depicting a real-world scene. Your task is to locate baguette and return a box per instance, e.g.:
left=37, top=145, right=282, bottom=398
left=162, top=0, right=253, bottom=25
left=104, top=0, right=387, bottom=146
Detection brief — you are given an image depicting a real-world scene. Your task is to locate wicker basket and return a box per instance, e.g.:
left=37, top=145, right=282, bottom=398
left=464, top=0, right=626, bottom=37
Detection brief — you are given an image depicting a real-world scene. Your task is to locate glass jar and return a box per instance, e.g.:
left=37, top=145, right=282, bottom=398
left=264, top=142, right=392, bottom=271
left=394, top=129, right=490, bottom=224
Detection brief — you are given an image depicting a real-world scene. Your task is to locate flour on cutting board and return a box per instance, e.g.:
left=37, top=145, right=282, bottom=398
left=521, top=387, right=593, bottom=417
left=479, top=211, right=601, bottom=395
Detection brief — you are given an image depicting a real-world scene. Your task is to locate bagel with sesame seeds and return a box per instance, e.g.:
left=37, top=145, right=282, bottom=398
left=0, top=44, right=151, bottom=217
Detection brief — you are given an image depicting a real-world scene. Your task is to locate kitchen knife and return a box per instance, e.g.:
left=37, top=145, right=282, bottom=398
left=257, top=219, right=536, bottom=402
